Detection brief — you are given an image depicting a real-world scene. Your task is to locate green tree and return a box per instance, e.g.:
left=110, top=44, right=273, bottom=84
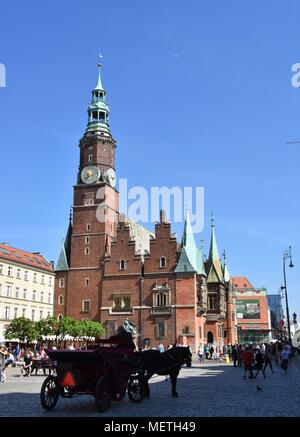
left=79, top=320, right=105, bottom=344
left=54, top=317, right=80, bottom=347
left=36, top=316, right=57, bottom=337
left=5, top=317, right=38, bottom=344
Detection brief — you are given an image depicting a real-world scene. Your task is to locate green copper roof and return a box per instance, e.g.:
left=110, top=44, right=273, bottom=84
left=175, top=210, right=206, bottom=275
left=175, top=246, right=197, bottom=273
left=206, top=215, right=224, bottom=284
left=209, top=218, right=220, bottom=263
left=56, top=245, right=69, bottom=271
left=85, top=62, right=111, bottom=135
left=94, top=63, right=104, bottom=91
left=56, top=218, right=72, bottom=271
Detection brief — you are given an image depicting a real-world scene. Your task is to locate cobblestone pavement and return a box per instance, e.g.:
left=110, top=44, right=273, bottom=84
left=0, top=357, right=299, bottom=417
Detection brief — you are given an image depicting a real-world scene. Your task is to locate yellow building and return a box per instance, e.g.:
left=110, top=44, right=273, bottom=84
left=0, top=243, right=55, bottom=342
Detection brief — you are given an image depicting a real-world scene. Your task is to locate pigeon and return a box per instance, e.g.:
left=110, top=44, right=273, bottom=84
left=257, top=386, right=262, bottom=391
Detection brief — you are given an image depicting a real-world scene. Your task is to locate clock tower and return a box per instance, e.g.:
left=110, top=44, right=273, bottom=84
left=55, top=62, right=119, bottom=321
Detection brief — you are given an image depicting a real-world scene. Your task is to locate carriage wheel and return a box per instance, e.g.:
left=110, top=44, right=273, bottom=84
left=40, top=376, right=59, bottom=411
left=127, top=376, right=145, bottom=403
left=95, top=376, right=112, bottom=412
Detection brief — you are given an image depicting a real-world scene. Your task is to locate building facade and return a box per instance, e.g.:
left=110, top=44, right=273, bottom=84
left=54, top=64, right=237, bottom=351
left=232, top=276, right=272, bottom=343
left=0, top=243, right=55, bottom=342
left=267, top=294, right=284, bottom=337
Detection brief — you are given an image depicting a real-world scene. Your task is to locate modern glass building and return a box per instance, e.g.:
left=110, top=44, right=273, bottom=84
left=267, top=294, right=283, bottom=329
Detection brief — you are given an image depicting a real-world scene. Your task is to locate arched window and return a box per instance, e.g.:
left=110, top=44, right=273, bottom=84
left=58, top=295, right=64, bottom=305
left=59, top=278, right=65, bottom=288
left=207, top=331, right=213, bottom=344
left=58, top=314, right=63, bottom=321
left=160, top=256, right=167, bottom=268
left=120, top=259, right=126, bottom=270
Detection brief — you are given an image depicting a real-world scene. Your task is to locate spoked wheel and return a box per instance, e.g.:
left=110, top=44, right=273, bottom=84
left=95, top=376, right=112, bottom=412
left=127, top=376, right=145, bottom=403
left=40, top=376, right=59, bottom=411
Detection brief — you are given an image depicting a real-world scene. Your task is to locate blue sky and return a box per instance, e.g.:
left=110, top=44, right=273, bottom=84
left=0, top=1, right=299, bottom=318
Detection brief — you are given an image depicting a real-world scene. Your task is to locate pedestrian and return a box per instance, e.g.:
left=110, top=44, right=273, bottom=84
left=0, top=346, right=8, bottom=382
left=264, top=346, right=274, bottom=374
left=157, top=343, right=164, bottom=353
left=209, top=345, right=214, bottom=360
left=4, top=349, right=15, bottom=368
left=277, top=342, right=283, bottom=365
left=198, top=344, right=204, bottom=363
left=281, top=346, right=289, bottom=374
left=227, top=344, right=232, bottom=362
left=14, top=344, right=20, bottom=363
left=204, top=344, right=209, bottom=360
left=254, top=348, right=266, bottom=379
left=21, top=350, right=33, bottom=377
left=232, top=345, right=238, bottom=367
left=242, top=346, right=254, bottom=379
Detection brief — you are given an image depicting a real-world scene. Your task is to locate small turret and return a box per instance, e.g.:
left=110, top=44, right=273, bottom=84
left=206, top=212, right=225, bottom=284
left=86, top=59, right=111, bottom=136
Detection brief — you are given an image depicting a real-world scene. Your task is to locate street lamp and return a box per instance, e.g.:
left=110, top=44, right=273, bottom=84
left=281, top=246, right=294, bottom=345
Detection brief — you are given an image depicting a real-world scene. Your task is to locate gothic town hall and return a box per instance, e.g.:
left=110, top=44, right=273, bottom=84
left=54, top=63, right=237, bottom=351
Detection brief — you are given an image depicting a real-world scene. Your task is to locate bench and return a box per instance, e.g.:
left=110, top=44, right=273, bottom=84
left=31, top=358, right=54, bottom=375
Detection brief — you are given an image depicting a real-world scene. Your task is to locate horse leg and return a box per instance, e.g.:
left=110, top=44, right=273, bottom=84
left=170, top=369, right=179, bottom=397
left=144, top=373, right=152, bottom=398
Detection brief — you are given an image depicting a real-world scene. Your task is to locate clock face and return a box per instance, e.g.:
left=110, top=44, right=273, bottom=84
left=81, top=165, right=100, bottom=184
left=105, top=168, right=116, bottom=188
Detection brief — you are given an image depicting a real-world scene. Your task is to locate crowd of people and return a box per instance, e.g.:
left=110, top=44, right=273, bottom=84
left=197, top=340, right=295, bottom=377
left=0, top=343, right=53, bottom=383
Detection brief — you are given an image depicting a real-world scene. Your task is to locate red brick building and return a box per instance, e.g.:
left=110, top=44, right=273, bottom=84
left=54, top=64, right=237, bottom=351
left=232, top=276, right=272, bottom=343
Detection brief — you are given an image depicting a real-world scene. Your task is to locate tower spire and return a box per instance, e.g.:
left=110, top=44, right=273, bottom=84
left=95, top=59, right=104, bottom=91
left=206, top=213, right=224, bottom=283
left=209, top=212, right=220, bottom=263
left=222, top=249, right=231, bottom=283
left=175, top=209, right=206, bottom=275
left=86, top=58, right=111, bottom=136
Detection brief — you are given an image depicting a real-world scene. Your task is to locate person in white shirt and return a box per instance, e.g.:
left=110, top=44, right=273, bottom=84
left=281, top=346, right=289, bottom=373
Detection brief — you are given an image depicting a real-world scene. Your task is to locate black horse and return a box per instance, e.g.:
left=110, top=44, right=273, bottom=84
left=137, top=346, right=192, bottom=398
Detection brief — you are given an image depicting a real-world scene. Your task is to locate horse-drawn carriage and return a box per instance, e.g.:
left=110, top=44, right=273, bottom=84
left=40, top=337, right=144, bottom=412
left=40, top=320, right=192, bottom=413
